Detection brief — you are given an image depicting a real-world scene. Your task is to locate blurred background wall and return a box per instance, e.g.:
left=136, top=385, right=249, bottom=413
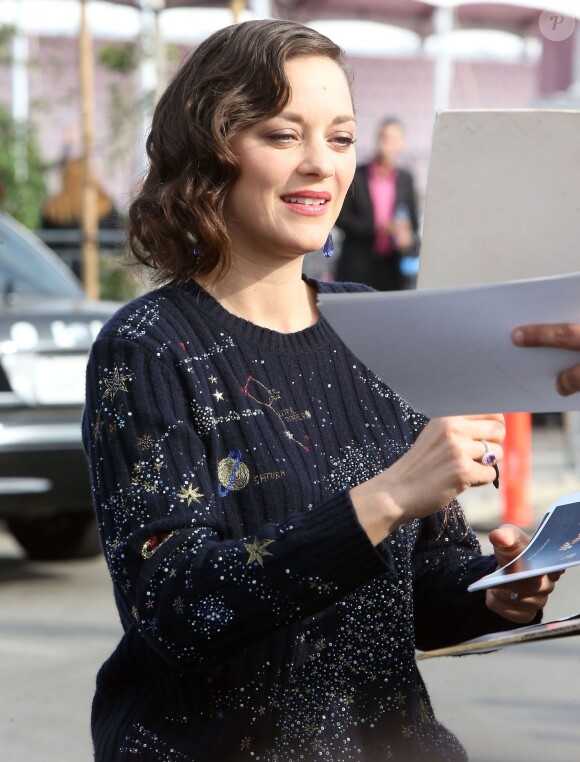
left=0, top=0, right=578, bottom=220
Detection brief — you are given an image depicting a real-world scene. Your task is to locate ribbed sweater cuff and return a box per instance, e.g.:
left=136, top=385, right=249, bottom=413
left=298, top=490, right=395, bottom=592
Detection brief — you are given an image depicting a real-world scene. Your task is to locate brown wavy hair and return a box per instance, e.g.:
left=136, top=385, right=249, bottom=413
left=128, top=19, right=350, bottom=284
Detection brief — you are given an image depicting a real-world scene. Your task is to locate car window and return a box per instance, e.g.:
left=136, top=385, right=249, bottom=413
left=0, top=215, right=83, bottom=299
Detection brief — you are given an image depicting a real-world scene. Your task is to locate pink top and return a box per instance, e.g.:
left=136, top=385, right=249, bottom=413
left=368, top=162, right=397, bottom=255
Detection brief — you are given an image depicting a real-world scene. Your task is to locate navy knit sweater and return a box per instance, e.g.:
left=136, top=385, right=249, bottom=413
left=83, top=277, right=512, bottom=762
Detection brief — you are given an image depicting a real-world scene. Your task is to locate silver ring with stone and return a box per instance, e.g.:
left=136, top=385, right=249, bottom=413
left=509, top=591, right=519, bottom=602
left=481, top=440, right=497, bottom=466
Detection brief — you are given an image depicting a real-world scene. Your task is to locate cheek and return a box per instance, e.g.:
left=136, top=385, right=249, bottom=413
left=225, top=165, right=266, bottom=214
left=347, top=155, right=356, bottom=183
left=239, top=153, right=281, bottom=195
left=338, top=157, right=356, bottom=199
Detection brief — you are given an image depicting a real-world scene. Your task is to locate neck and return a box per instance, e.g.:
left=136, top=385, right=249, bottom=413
left=197, top=256, right=318, bottom=334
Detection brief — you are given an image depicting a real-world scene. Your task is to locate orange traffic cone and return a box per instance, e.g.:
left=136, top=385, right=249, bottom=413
left=501, top=412, right=533, bottom=528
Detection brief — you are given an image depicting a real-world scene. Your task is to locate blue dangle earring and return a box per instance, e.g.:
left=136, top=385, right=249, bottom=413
left=322, top=233, right=334, bottom=258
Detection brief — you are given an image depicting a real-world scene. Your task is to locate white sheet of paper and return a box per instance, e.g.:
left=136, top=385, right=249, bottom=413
left=318, top=272, right=580, bottom=417
left=417, top=109, right=580, bottom=289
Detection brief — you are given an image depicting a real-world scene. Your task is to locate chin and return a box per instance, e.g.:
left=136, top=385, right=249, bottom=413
left=276, top=229, right=329, bottom=258
left=297, top=236, right=328, bottom=255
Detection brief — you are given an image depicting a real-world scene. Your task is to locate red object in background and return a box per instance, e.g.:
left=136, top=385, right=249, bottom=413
left=501, top=412, right=533, bottom=528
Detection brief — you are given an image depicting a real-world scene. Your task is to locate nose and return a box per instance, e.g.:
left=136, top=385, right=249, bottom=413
left=297, top=139, right=335, bottom=179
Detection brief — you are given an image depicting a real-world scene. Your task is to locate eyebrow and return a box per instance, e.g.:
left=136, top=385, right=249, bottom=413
left=276, top=111, right=357, bottom=126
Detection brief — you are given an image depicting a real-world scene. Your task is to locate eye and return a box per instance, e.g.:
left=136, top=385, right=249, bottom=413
left=267, top=131, right=299, bottom=145
left=330, top=134, right=357, bottom=149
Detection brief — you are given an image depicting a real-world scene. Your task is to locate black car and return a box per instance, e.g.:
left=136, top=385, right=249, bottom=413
left=0, top=212, right=119, bottom=559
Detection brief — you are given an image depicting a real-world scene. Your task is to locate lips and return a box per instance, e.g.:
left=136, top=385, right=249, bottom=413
left=282, top=196, right=326, bottom=206
left=281, top=190, right=330, bottom=201
left=280, top=190, right=331, bottom=216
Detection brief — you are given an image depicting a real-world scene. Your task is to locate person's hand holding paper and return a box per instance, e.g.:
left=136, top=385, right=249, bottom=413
left=513, top=323, right=580, bottom=396
left=318, top=273, right=580, bottom=417
left=484, top=524, right=563, bottom=624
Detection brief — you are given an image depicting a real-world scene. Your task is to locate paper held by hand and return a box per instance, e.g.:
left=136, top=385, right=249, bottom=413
left=317, top=272, right=580, bottom=417
left=416, top=614, right=580, bottom=660
left=420, top=488, right=580, bottom=659
left=467, top=492, right=580, bottom=592
left=417, top=109, right=580, bottom=290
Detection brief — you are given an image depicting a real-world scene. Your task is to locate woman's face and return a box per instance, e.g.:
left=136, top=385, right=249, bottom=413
left=223, top=55, right=357, bottom=263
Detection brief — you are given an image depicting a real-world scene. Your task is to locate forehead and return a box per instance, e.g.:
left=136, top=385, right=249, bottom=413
left=283, top=56, right=353, bottom=107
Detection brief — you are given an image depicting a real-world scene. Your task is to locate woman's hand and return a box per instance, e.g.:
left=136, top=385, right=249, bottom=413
left=350, top=414, right=505, bottom=545
left=485, top=524, right=562, bottom=623
left=512, top=323, right=580, bottom=396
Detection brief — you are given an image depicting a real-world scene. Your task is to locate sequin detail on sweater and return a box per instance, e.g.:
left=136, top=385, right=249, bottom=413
left=83, top=278, right=505, bottom=762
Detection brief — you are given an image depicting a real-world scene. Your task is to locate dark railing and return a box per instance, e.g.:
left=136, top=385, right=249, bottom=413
left=35, top=228, right=128, bottom=278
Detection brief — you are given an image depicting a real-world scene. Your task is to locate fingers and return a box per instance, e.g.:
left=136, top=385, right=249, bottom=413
left=486, top=521, right=559, bottom=624
left=486, top=592, right=547, bottom=624
left=465, top=438, right=504, bottom=463
left=488, top=523, right=528, bottom=556
left=557, top=364, right=580, bottom=396
left=434, top=415, right=505, bottom=449
left=512, top=323, right=580, bottom=351
left=466, top=423, right=504, bottom=487
left=512, top=324, right=580, bottom=396
left=463, top=413, right=506, bottom=425
left=462, top=419, right=506, bottom=449
left=488, top=524, right=531, bottom=572
left=467, top=439, right=503, bottom=488
left=425, top=417, right=505, bottom=486
left=370, top=414, right=506, bottom=525
left=425, top=416, right=505, bottom=490
left=486, top=574, right=556, bottom=624
left=507, top=572, right=555, bottom=597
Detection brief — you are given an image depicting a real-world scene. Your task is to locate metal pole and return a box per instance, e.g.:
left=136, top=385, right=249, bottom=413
left=231, top=0, right=245, bottom=24
left=79, top=0, right=100, bottom=299
left=432, top=5, right=455, bottom=113
left=11, top=0, right=29, bottom=184
left=154, top=2, right=167, bottom=103
left=138, top=0, right=157, bottom=177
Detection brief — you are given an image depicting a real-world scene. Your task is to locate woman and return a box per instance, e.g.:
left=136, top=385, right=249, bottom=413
left=335, top=117, right=420, bottom=291
left=83, top=20, right=557, bottom=761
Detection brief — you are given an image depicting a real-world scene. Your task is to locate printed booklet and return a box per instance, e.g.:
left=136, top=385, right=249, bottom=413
left=468, top=492, right=580, bottom=592
left=418, top=492, right=580, bottom=659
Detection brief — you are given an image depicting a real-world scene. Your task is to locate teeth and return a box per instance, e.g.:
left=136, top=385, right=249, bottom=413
left=283, top=197, right=326, bottom=205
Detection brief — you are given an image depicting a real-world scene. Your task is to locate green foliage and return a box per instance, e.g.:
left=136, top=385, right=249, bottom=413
left=96, top=40, right=147, bottom=171
left=0, top=24, right=15, bottom=65
left=98, top=42, right=139, bottom=74
left=99, top=253, right=143, bottom=304
left=0, top=106, right=46, bottom=229
left=104, top=82, right=146, bottom=166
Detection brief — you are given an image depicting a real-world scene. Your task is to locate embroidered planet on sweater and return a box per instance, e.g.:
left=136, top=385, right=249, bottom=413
left=82, top=278, right=509, bottom=762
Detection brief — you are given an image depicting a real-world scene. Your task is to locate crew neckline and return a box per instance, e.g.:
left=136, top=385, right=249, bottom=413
left=176, top=276, right=339, bottom=356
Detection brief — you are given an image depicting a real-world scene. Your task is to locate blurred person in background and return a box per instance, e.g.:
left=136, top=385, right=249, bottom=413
left=83, top=20, right=559, bottom=762
left=335, top=116, right=420, bottom=290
